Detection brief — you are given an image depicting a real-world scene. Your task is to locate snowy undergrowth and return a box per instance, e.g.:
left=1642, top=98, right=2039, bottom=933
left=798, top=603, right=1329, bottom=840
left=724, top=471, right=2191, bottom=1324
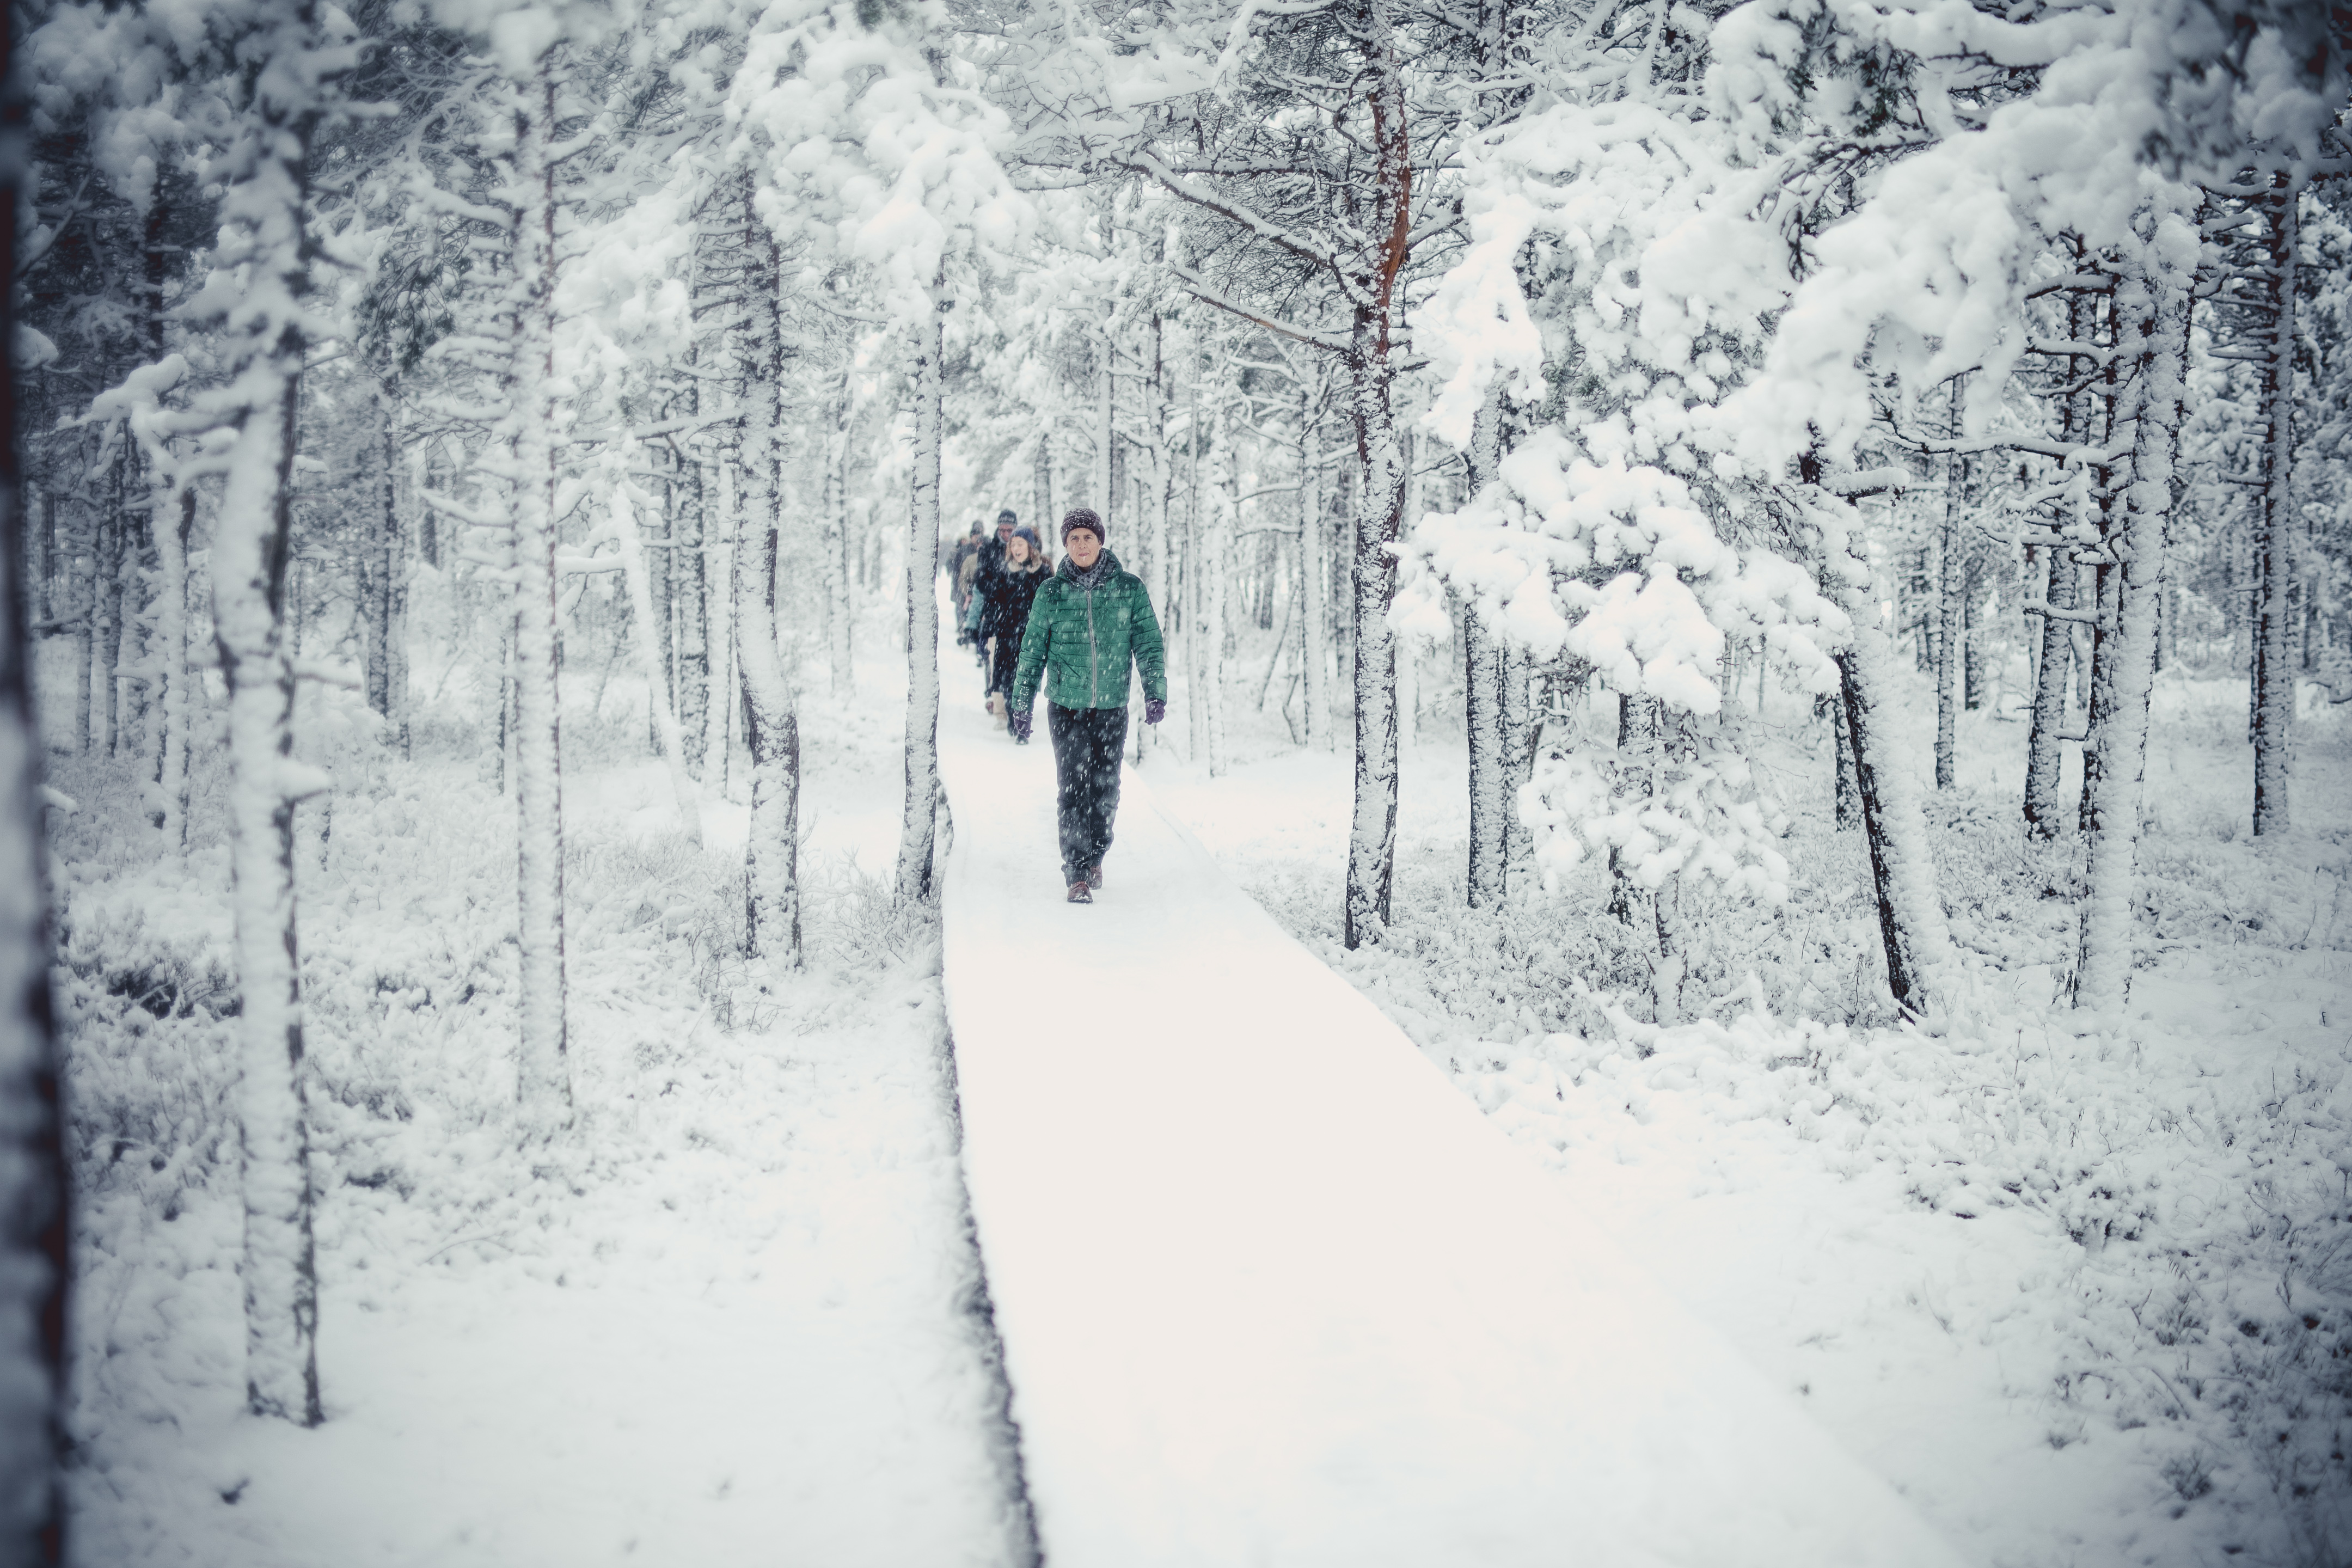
left=47, top=688, right=1025, bottom=1566
left=1162, top=648, right=2352, bottom=1567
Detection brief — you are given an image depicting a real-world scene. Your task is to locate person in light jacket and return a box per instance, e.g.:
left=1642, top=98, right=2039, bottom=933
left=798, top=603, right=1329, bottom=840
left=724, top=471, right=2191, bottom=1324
left=1008, top=509, right=1167, bottom=903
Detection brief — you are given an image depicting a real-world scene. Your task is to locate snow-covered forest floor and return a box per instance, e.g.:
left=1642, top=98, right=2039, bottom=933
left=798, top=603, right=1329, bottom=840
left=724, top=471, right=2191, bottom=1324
left=49, top=622, right=1029, bottom=1567
left=1149, top=638, right=2352, bottom=1568
left=45, top=585, right=2351, bottom=1568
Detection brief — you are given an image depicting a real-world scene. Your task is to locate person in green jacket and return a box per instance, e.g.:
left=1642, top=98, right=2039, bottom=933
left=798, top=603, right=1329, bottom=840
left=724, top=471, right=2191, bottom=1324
left=1009, top=509, right=1168, bottom=903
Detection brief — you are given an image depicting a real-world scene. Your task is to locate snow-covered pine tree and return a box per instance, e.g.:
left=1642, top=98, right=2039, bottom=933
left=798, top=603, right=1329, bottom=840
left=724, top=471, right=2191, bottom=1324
left=178, top=0, right=362, bottom=1425
left=721, top=191, right=803, bottom=963
left=2204, top=168, right=2308, bottom=838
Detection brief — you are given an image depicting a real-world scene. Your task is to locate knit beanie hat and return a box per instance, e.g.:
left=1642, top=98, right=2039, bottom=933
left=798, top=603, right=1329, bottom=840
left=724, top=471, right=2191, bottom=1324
left=1061, top=507, right=1104, bottom=543
left=1013, top=528, right=1040, bottom=549
left=996, top=508, right=1019, bottom=527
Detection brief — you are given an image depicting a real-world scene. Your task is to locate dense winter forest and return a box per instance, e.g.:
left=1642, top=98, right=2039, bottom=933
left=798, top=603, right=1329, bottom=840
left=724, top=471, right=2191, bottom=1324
left=3, top=0, right=2351, bottom=1560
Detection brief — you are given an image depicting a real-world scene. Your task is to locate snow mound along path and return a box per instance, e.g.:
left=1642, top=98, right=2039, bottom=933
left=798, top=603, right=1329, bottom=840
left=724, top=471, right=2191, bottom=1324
left=933, top=653, right=1974, bottom=1568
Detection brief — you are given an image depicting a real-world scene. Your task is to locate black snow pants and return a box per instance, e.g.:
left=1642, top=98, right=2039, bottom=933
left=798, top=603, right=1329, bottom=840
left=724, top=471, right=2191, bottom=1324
left=1048, top=703, right=1129, bottom=886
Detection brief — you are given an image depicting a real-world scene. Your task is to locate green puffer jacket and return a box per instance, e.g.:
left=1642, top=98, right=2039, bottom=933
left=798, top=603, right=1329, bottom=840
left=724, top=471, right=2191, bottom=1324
left=1010, top=549, right=1168, bottom=713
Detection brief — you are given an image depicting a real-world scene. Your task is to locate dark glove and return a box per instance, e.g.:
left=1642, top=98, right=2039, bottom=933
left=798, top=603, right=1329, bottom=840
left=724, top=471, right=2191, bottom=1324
left=1010, top=709, right=1033, bottom=743
left=1144, top=698, right=1166, bottom=726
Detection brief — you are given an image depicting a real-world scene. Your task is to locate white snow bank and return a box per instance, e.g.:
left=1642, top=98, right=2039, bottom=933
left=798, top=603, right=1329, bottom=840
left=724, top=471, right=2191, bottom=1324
left=935, top=682, right=1971, bottom=1566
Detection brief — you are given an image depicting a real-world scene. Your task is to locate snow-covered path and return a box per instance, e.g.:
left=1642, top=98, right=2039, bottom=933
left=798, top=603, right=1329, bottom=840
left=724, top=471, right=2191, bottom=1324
left=934, top=657, right=1975, bottom=1566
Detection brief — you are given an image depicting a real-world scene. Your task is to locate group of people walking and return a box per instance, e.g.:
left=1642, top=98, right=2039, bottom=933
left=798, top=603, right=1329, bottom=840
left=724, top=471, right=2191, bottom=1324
left=945, top=506, right=1167, bottom=904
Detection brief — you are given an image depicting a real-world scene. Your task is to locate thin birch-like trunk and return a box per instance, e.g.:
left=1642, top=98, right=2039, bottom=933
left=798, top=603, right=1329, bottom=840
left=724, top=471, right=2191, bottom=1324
left=504, top=60, right=572, bottom=1137
left=2028, top=271, right=2097, bottom=835
left=95, top=503, right=121, bottom=756
left=822, top=365, right=853, bottom=698
left=2250, top=180, right=2298, bottom=837
left=1833, top=621, right=1953, bottom=1018
left=203, top=1, right=338, bottom=1420
left=1093, top=309, right=1114, bottom=513
left=1830, top=685, right=1859, bottom=831
left=1934, top=383, right=1962, bottom=790
left=156, top=488, right=194, bottom=851
left=364, top=388, right=396, bottom=718
left=2023, top=538, right=2079, bottom=835
left=2074, top=240, right=2190, bottom=1011
left=1204, top=394, right=1231, bottom=775
left=1463, top=387, right=1506, bottom=906
left=736, top=235, right=801, bottom=961
left=1297, top=377, right=1328, bottom=751
left=895, top=286, right=946, bottom=904
left=613, top=482, right=701, bottom=844
left=706, top=458, right=736, bottom=798
left=69, top=508, right=90, bottom=754
left=1343, top=325, right=1405, bottom=948
left=1141, top=316, right=1172, bottom=761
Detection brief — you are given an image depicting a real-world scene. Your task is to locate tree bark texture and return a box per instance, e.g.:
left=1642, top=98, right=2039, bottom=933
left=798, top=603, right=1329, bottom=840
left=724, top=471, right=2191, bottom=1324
left=733, top=226, right=801, bottom=963
left=2251, top=180, right=2298, bottom=837
left=206, top=27, right=331, bottom=1419
left=2073, top=239, right=2190, bottom=1012
left=895, top=291, right=947, bottom=904
left=505, top=62, right=572, bottom=1138
left=1463, top=387, right=1506, bottom=906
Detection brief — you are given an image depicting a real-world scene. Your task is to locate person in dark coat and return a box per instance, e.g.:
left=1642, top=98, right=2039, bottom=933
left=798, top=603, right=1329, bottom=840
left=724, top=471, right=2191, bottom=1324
left=947, top=523, right=983, bottom=642
left=966, top=509, right=1020, bottom=674
left=976, top=528, right=1050, bottom=725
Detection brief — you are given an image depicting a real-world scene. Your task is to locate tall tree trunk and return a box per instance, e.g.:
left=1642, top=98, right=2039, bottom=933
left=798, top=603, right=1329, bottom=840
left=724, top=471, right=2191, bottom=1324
left=2023, top=541, right=2079, bottom=834
left=206, top=8, right=336, bottom=1420
left=676, top=444, right=708, bottom=778
left=386, top=421, right=411, bottom=758
left=645, top=464, right=673, bottom=750
left=1092, top=309, right=1114, bottom=514
left=364, top=388, right=396, bottom=718
left=1184, top=344, right=1208, bottom=759
left=1830, top=685, right=1860, bottom=830
left=156, top=488, right=194, bottom=851
left=1833, top=620, right=1953, bottom=1018
left=1203, top=389, right=1232, bottom=776
left=822, top=365, right=853, bottom=698
left=614, top=481, right=701, bottom=844
left=2074, top=237, right=2190, bottom=1012
left=68, top=506, right=90, bottom=754
left=2026, top=273, right=2099, bottom=836
left=1032, top=424, right=1053, bottom=535
left=1296, top=374, right=1328, bottom=752
left=1340, top=0, right=1410, bottom=950
left=1501, top=645, right=1535, bottom=885
left=1806, top=455, right=1953, bottom=1016
left=505, top=59, right=572, bottom=1137
left=1934, top=382, right=1963, bottom=790
left=2251, top=178, right=2298, bottom=837
left=95, top=498, right=121, bottom=756
left=1344, top=325, right=1406, bottom=948
left=705, top=458, right=736, bottom=798
left=1463, top=387, right=1506, bottom=907
left=895, top=285, right=947, bottom=904
left=1141, top=316, right=1173, bottom=761
left=736, top=235, right=801, bottom=963
left=0, top=54, right=69, bottom=1539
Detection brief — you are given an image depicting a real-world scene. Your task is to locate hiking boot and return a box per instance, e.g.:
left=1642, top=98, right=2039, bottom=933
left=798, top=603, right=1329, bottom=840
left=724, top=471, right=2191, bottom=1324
left=1067, top=882, right=1092, bottom=904
left=1084, top=862, right=1104, bottom=891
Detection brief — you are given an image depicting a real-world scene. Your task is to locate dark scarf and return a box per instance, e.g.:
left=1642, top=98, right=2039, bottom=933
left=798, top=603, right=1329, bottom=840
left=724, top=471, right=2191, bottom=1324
left=1061, top=549, right=1119, bottom=591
